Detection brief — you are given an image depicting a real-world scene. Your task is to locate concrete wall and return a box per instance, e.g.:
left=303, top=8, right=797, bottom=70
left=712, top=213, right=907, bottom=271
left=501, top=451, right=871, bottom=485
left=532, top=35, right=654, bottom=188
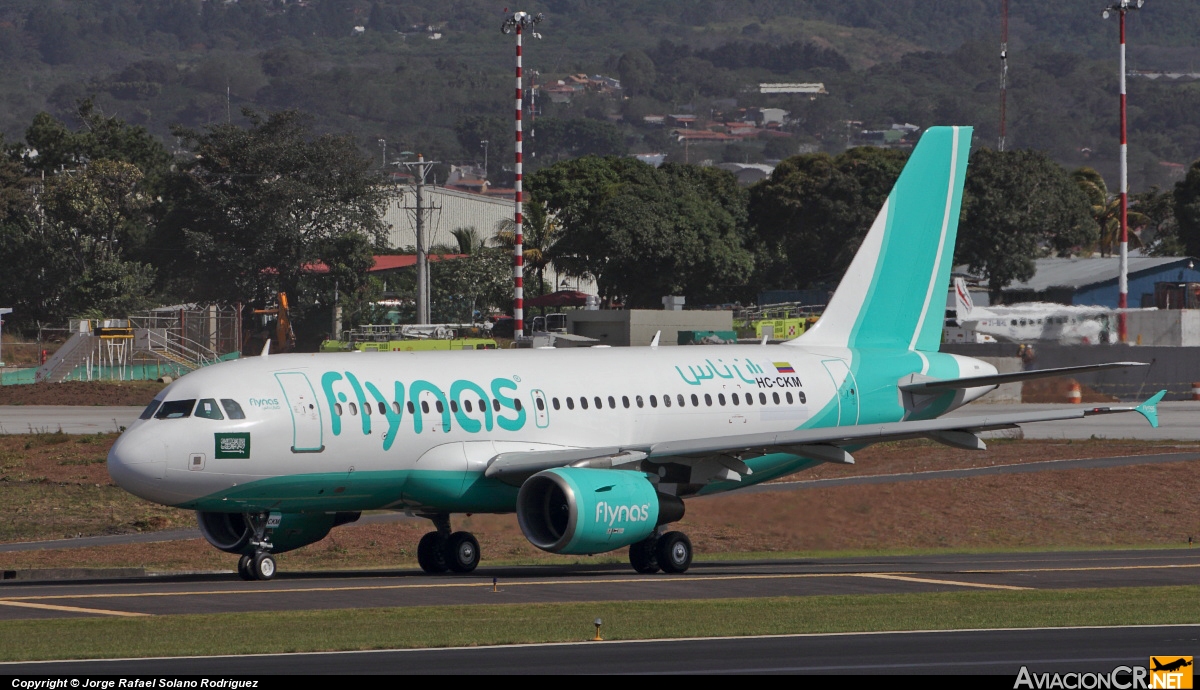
left=568, top=310, right=733, bottom=346
left=973, top=356, right=1023, bottom=403
left=1126, top=310, right=1200, bottom=346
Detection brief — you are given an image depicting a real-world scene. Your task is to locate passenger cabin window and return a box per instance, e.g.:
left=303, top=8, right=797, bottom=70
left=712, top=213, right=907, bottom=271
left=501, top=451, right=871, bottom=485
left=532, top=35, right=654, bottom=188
left=594, top=396, right=603, bottom=409
left=155, top=399, right=196, bottom=419
left=567, top=397, right=575, bottom=410
left=691, top=394, right=699, bottom=407
left=552, top=398, right=560, bottom=410
left=704, top=394, right=712, bottom=406
left=139, top=399, right=163, bottom=420
left=622, top=396, right=630, bottom=409
left=785, top=392, right=794, bottom=404
left=407, top=402, right=416, bottom=414
left=195, top=399, right=224, bottom=420
left=580, top=397, right=589, bottom=410
left=663, top=395, right=671, bottom=408
left=536, top=398, right=545, bottom=411
left=677, top=394, right=685, bottom=407
left=514, top=399, right=523, bottom=411
left=607, top=396, right=615, bottom=409
left=650, top=395, right=658, bottom=408
left=220, top=399, right=246, bottom=420
left=636, top=395, right=644, bottom=408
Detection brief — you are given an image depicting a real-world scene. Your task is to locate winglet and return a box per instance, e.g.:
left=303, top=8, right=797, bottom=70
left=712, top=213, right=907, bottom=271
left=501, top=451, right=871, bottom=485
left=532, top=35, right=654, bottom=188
left=1135, top=390, right=1166, bottom=428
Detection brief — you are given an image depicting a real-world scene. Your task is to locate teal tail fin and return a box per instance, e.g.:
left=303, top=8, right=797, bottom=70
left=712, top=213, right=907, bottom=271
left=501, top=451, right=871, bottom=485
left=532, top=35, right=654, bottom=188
left=795, top=126, right=972, bottom=351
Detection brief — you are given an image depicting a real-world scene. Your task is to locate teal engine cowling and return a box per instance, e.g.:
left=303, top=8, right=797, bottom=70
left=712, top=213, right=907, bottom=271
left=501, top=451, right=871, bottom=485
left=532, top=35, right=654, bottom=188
left=516, top=467, right=685, bottom=555
left=197, top=511, right=361, bottom=555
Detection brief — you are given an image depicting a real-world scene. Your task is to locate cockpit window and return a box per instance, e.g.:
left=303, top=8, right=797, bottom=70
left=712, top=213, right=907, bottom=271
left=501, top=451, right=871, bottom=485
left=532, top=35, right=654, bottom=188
left=194, top=399, right=224, bottom=420
left=155, top=399, right=196, bottom=419
left=221, top=399, right=246, bottom=420
left=139, top=399, right=163, bottom=420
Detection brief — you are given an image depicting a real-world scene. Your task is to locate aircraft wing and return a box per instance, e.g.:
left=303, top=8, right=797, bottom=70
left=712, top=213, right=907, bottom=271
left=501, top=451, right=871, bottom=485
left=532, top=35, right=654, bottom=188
left=899, top=362, right=1147, bottom=392
left=484, top=391, right=1166, bottom=486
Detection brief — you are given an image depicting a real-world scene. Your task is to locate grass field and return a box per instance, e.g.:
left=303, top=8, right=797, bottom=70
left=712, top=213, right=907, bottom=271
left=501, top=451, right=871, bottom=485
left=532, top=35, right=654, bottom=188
left=0, top=586, right=1196, bottom=662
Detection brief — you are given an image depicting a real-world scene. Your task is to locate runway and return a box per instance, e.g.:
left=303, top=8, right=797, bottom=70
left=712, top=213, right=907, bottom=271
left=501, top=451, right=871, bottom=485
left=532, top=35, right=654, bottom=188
left=1, top=548, right=1197, bottom=622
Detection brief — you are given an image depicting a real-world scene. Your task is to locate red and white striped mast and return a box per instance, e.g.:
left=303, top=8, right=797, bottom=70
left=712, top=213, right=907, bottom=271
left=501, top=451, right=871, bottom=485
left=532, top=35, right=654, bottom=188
left=502, top=10, right=544, bottom=339
left=999, top=0, right=1008, bottom=152
left=1103, top=0, right=1143, bottom=343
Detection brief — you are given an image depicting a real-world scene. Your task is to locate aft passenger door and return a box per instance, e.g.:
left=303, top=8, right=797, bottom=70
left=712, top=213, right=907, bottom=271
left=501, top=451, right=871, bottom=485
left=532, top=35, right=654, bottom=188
left=821, top=359, right=860, bottom=426
left=275, top=372, right=325, bottom=453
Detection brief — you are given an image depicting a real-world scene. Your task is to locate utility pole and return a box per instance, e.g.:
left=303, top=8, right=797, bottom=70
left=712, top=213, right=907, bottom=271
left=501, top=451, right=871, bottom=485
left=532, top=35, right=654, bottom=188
left=1103, top=0, right=1145, bottom=343
left=402, top=155, right=439, bottom=325
left=502, top=10, right=544, bottom=339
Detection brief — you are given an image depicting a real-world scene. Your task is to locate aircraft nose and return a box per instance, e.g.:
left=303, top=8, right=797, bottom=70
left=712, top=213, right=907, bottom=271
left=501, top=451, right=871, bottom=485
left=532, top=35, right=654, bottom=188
left=107, top=428, right=168, bottom=501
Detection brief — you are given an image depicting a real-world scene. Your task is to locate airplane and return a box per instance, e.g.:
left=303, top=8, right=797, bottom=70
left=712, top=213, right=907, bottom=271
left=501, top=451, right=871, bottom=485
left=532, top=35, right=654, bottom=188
left=107, top=127, right=1165, bottom=581
left=952, top=276, right=1147, bottom=345
left=1152, top=658, right=1193, bottom=673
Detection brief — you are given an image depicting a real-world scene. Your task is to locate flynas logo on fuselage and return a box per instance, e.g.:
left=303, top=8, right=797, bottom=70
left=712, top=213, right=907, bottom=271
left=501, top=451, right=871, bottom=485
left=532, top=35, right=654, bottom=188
left=320, top=371, right=526, bottom=450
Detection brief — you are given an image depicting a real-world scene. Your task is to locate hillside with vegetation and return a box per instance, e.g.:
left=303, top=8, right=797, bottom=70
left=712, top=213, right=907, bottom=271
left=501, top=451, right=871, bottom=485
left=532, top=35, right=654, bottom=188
left=2, top=1, right=1200, bottom=342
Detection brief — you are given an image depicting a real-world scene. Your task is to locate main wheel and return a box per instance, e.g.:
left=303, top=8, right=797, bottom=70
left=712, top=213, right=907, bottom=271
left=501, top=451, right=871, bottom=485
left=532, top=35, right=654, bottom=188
left=417, top=532, right=449, bottom=574
left=628, top=537, right=660, bottom=574
left=444, top=531, right=481, bottom=573
left=252, top=552, right=276, bottom=580
left=237, top=554, right=254, bottom=581
left=655, top=531, right=692, bottom=574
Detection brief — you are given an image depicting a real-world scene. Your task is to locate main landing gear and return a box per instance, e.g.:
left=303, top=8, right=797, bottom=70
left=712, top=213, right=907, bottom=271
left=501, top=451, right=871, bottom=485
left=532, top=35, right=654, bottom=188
left=416, top=513, right=481, bottom=575
left=236, top=512, right=278, bottom=581
left=628, top=529, right=693, bottom=574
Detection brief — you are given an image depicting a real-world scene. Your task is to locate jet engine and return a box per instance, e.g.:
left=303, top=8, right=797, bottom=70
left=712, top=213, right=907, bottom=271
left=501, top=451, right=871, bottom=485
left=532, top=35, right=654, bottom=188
left=196, top=511, right=361, bottom=554
left=516, top=467, right=684, bottom=555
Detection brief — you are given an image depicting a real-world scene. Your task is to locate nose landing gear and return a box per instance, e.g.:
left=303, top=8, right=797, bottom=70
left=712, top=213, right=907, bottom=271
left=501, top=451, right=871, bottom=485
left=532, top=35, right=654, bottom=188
left=235, top=512, right=279, bottom=581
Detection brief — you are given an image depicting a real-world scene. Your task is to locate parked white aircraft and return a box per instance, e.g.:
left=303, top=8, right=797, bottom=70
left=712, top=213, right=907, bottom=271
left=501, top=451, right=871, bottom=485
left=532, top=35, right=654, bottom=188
left=107, top=128, right=1162, bottom=580
left=952, top=277, right=1130, bottom=344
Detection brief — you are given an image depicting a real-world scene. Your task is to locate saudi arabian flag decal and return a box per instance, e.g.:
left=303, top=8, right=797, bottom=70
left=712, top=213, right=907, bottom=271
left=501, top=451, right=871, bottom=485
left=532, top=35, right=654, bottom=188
left=215, top=433, right=251, bottom=459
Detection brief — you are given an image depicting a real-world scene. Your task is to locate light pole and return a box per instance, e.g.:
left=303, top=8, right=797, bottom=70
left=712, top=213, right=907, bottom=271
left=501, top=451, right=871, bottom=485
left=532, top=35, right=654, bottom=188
left=501, top=10, right=544, bottom=339
left=481, top=139, right=488, bottom=177
left=1103, top=0, right=1144, bottom=343
left=378, top=138, right=386, bottom=168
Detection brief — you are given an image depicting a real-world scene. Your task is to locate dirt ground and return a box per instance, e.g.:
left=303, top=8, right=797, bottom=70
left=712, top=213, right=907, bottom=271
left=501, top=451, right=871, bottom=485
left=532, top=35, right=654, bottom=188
left=0, top=380, right=166, bottom=406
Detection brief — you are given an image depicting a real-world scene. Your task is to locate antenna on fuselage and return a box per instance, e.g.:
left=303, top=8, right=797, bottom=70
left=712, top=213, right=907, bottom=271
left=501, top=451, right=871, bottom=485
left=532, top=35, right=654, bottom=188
left=260, top=340, right=271, bottom=357
left=650, top=330, right=661, bottom=348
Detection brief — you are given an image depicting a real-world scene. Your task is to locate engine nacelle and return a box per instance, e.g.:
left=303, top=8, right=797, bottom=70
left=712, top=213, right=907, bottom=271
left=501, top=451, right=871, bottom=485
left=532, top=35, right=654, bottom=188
left=196, top=511, right=360, bottom=555
left=516, top=467, right=684, bottom=555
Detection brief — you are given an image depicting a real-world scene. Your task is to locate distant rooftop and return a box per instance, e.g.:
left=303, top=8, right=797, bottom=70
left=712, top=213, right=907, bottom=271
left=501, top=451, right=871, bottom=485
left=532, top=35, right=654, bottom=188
left=984, top=257, right=1194, bottom=292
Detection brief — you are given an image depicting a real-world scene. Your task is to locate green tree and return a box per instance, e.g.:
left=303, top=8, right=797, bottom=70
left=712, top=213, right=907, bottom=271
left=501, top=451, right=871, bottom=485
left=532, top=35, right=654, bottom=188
left=1174, top=160, right=1200, bottom=258
left=530, top=156, right=752, bottom=308
left=430, top=249, right=512, bottom=323
left=1134, top=187, right=1183, bottom=257
left=617, top=49, right=656, bottom=98
left=1072, top=167, right=1146, bottom=257
left=747, top=146, right=909, bottom=290
left=494, top=198, right=560, bottom=300
left=158, top=109, right=388, bottom=337
left=957, top=149, right=1098, bottom=298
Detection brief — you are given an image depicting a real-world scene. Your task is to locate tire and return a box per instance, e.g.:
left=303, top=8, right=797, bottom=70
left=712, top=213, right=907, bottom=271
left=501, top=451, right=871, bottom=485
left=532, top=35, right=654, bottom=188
left=237, top=554, right=255, bottom=581
left=417, top=532, right=449, bottom=574
left=655, top=531, right=692, bottom=574
left=444, top=532, right=481, bottom=573
left=628, top=537, right=660, bottom=574
left=252, top=552, right=276, bottom=581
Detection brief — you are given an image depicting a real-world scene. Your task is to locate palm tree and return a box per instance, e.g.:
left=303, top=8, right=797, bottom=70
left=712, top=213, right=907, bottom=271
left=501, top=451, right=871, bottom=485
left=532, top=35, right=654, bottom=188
left=493, top=198, right=561, bottom=301
left=450, top=226, right=487, bottom=255
left=1073, top=167, right=1146, bottom=257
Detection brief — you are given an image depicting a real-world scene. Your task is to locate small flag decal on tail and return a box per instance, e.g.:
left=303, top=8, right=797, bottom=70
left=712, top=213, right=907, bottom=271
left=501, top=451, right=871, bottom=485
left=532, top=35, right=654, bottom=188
left=774, top=362, right=795, bottom=374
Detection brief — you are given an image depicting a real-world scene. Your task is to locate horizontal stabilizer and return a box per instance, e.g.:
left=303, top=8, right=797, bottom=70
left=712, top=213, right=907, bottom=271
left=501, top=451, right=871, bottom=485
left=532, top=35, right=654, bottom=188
left=899, top=362, right=1147, bottom=393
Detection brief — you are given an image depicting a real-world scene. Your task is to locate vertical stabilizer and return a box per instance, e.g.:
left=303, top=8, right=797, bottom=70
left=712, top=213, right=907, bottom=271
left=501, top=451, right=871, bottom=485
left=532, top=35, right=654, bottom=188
left=794, top=126, right=972, bottom=351
left=953, top=277, right=975, bottom=324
